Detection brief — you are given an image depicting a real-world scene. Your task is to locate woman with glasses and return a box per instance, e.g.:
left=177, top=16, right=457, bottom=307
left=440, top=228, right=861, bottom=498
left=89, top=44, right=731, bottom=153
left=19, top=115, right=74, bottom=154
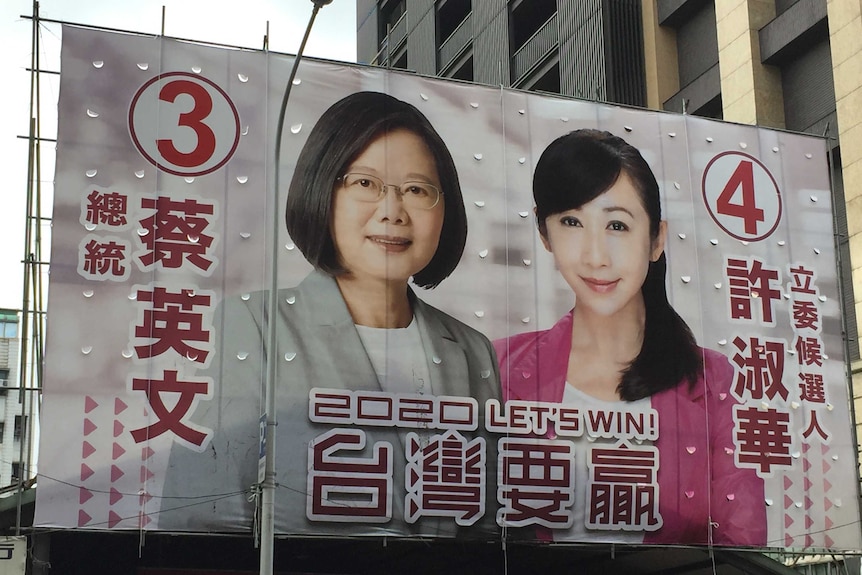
left=162, top=91, right=500, bottom=536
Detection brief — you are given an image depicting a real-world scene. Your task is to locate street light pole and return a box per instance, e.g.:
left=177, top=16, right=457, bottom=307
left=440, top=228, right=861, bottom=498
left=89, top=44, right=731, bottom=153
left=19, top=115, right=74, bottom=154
left=260, top=2, right=331, bottom=574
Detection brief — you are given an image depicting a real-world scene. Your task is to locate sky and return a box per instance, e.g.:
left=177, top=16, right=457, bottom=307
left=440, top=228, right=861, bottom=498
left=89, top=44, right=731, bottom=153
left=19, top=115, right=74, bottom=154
left=0, top=0, right=358, bottom=311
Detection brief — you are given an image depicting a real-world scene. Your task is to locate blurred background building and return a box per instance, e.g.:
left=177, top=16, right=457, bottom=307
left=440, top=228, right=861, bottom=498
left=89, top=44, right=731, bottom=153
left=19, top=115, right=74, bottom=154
left=0, top=309, right=35, bottom=490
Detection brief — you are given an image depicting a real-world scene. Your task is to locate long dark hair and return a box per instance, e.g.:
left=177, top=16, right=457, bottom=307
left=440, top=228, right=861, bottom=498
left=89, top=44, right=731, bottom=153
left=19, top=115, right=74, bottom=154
left=533, top=129, right=702, bottom=400
left=285, top=91, right=467, bottom=289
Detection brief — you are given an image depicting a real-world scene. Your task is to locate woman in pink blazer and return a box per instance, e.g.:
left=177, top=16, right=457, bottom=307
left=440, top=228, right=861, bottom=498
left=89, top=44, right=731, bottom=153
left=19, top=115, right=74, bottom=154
left=494, top=129, right=766, bottom=546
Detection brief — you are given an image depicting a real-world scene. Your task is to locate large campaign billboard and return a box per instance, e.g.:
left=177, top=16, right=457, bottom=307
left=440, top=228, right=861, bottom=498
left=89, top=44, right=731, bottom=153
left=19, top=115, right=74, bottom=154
left=35, top=25, right=862, bottom=550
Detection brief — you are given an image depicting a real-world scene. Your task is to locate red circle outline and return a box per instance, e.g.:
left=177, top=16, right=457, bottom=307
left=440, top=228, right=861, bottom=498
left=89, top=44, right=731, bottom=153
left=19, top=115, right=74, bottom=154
left=700, top=150, right=782, bottom=242
left=128, top=71, right=241, bottom=177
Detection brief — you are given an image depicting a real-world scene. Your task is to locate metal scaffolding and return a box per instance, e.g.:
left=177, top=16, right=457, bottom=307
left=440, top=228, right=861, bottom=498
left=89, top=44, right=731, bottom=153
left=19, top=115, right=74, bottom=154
left=17, top=0, right=47, bottom=536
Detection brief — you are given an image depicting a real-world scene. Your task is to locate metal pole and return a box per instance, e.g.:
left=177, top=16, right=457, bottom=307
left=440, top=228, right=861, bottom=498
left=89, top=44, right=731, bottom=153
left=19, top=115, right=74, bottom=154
left=825, top=127, right=862, bottom=519
left=17, top=0, right=40, bottom=536
left=260, top=2, right=329, bottom=574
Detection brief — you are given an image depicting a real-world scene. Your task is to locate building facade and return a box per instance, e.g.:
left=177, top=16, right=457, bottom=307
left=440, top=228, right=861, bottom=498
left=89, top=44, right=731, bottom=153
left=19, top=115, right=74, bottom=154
left=357, top=0, right=862, bottom=486
left=0, top=310, right=28, bottom=489
left=357, top=0, right=648, bottom=103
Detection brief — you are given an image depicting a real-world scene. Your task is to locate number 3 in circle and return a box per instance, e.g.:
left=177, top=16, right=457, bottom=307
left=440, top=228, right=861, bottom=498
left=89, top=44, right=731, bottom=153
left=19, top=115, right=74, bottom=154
left=129, top=72, right=241, bottom=177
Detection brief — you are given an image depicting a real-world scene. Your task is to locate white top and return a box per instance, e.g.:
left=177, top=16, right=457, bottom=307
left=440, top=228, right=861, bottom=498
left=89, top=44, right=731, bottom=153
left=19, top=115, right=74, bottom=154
left=559, top=383, right=653, bottom=543
left=355, top=317, right=433, bottom=395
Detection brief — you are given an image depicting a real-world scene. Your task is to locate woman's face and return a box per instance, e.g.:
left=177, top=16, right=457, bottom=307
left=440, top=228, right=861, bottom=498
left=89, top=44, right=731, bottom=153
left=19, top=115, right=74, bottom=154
left=331, top=128, right=445, bottom=286
left=540, top=172, right=667, bottom=318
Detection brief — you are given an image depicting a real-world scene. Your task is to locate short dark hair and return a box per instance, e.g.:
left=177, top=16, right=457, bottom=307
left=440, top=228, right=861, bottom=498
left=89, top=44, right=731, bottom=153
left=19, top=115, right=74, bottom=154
left=285, top=91, right=467, bottom=289
left=533, top=129, right=702, bottom=401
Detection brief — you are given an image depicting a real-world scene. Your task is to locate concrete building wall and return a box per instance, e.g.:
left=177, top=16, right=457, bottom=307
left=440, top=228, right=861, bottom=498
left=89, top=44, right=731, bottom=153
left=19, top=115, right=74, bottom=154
left=559, top=0, right=605, bottom=99
left=0, top=316, right=22, bottom=489
left=406, top=0, right=436, bottom=75
left=356, top=0, right=380, bottom=65
left=716, top=0, right=785, bottom=127
left=473, top=0, right=510, bottom=85
left=827, top=0, right=862, bottom=473
left=642, top=0, right=680, bottom=108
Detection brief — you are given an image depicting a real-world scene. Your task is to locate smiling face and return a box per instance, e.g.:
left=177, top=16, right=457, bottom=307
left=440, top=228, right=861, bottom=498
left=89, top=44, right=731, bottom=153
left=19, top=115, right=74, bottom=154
left=540, top=172, right=667, bottom=319
left=331, top=129, right=445, bottom=286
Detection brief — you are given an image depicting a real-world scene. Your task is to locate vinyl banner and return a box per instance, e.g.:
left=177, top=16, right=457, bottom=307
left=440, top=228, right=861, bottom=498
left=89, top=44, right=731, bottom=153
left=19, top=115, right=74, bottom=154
left=36, top=25, right=862, bottom=550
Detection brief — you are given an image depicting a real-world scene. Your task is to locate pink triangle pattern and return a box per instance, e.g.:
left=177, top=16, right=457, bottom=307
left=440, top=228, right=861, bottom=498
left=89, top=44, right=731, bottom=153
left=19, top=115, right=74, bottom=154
left=821, top=445, right=835, bottom=550
left=785, top=533, right=794, bottom=547
left=138, top=513, right=151, bottom=528
left=113, top=420, right=124, bottom=438
left=84, top=396, right=98, bottom=414
left=114, top=398, right=128, bottom=415
left=784, top=513, right=794, bottom=528
left=112, top=443, right=126, bottom=460
left=784, top=495, right=794, bottom=510
left=783, top=476, right=793, bottom=490
left=80, top=464, right=94, bottom=481
left=79, top=488, right=93, bottom=504
left=83, top=419, right=97, bottom=436
left=109, top=487, right=123, bottom=505
left=141, top=447, right=155, bottom=461
left=82, top=442, right=96, bottom=459
left=77, top=510, right=92, bottom=527
left=138, top=492, right=154, bottom=505
left=108, top=510, right=123, bottom=528
left=110, top=465, right=124, bottom=482
left=139, top=466, right=154, bottom=482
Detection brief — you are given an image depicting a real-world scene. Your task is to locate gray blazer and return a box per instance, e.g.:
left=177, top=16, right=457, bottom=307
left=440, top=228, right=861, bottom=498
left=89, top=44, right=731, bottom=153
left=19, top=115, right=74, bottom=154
left=160, top=270, right=501, bottom=536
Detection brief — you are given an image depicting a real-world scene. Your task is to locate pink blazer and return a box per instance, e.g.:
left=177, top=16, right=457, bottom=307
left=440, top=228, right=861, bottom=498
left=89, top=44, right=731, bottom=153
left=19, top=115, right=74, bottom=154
left=494, top=311, right=766, bottom=546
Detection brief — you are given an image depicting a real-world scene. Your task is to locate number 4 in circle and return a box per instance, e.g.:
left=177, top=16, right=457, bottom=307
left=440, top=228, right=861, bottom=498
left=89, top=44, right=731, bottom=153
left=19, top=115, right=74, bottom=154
left=715, top=160, right=765, bottom=235
left=702, top=151, right=782, bottom=242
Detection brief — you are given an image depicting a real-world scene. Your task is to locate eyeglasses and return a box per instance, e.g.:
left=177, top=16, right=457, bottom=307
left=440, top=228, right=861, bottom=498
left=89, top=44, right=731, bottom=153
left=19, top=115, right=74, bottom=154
left=337, top=172, right=442, bottom=210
